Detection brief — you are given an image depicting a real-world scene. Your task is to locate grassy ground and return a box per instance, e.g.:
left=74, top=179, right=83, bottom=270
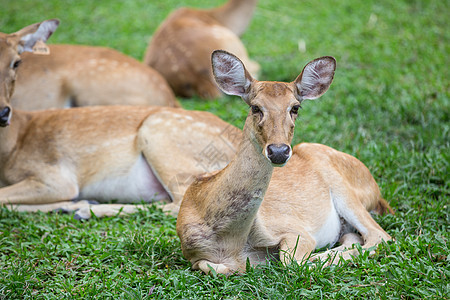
left=1, top=0, right=449, bottom=298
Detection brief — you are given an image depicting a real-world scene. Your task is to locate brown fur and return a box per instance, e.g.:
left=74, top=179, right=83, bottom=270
left=13, top=44, right=179, bottom=110
left=144, top=0, right=260, bottom=99
left=0, top=21, right=238, bottom=216
left=177, top=51, right=393, bottom=275
left=2, top=23, right=393, bottom=272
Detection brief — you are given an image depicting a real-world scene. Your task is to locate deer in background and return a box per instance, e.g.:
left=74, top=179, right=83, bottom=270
left=0, top=20, right=240, bottom=217
left=12, top=23, right=179, bottom=110
left=144, top=0, right=260, bottom=99
left=176, top=50, right=393, bottom=275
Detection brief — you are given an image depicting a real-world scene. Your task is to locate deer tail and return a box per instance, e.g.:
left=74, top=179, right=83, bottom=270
left=373, top=198, right=395, bottom=215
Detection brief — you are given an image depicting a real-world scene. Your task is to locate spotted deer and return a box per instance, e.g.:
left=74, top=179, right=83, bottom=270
left=11, top=23, right=178, bottom=110
left=0, top=20, right=240, bottom=217
left=176, top=50, right=393, bottom=275
left=144, top=0, right=260, bottom=99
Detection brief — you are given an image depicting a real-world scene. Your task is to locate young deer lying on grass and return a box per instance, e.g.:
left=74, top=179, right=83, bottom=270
left=177, top=50, right=393, bottom=275
left=0, top=20, right=239, bottom=218
left=9, top=19, right=177, bottom=110
left=144, top=0, right=260, bottom=99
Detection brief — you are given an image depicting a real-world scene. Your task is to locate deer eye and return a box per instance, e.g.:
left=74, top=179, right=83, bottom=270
left=250, top=105, right=263, bottom=122
left=11, top=59, right=22, bottom=69
left=290, top=105, right=301, bottom=115
left=251, top=105, right=262, bottom=115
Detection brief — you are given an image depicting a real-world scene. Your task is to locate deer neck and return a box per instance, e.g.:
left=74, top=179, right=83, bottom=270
left=230, top=122, right=274, bottom=185
left=204, top=121, right=273, bottom=237
left=207, top=0, right=258, bottom=36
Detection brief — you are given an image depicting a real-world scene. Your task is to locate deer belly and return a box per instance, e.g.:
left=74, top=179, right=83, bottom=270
left=312, top=198, right=341, bottom=249
left=79, top=155, right=169, bottom=203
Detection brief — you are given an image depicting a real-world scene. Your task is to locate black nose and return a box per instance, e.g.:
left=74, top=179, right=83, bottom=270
left=266, top=144, right=291, bottom=165
left=0, top=106, right=11, bottom=127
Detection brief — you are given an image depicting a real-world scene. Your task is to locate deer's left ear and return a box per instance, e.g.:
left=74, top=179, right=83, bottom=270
left=211, top=50, right=254, bottom=103
left=13, top=19, right=60, bottom=54
left=294, top=56, right=336, bottom=101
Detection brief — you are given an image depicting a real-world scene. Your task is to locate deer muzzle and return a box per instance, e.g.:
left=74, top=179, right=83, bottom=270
left=0, top=106, right=12, bottom=127
left=266, top=144, right=292, bottom=166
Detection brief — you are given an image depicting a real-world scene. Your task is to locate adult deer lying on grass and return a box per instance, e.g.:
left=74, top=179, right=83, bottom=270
left=0, top=20, right=238, bottom=217
left=144, top=0, right=260, bottom=99
left=12, top=23, right=178, bottom=110
left=177, top=50, right=393, bottom=275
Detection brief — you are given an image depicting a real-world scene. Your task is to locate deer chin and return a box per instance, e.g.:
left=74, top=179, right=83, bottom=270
left=272, top=162, right=287, bottom=167
left=269, top=157, right=291, bottom=168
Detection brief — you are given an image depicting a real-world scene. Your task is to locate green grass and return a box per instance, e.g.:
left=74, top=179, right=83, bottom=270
left=1, top=0, right=449, bottom=298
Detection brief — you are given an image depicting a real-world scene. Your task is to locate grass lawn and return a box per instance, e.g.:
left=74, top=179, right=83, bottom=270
left=1, top=0, right=448, bottom=298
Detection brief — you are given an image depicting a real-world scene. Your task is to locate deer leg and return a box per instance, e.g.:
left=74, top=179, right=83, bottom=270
left=195, top=260, right=233, bottom=275
left=72, top=201, right=179, bottom=220
left=9, top=202, right=176, bottom=220
left=73, top=204, right=146, bottom=220
left=335, top=199, right=391, bottom=250
left=161, top=202, right=180, bottom=216
left=312, top=232, right=364, bottom=265
left=279, top=232, right=317, bottom=265
left=314, top=190, right=392, bottom=265
left=5, top=200, right=95, bottom=213
left=0, top=178, right=78, bottom=205
left=334, top=232, right=364, bottom=252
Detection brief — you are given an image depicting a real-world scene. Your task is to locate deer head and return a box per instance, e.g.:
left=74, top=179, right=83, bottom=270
left=0, top=19, right=59, bottom=127
left=211, top=50, right=336, bottom=166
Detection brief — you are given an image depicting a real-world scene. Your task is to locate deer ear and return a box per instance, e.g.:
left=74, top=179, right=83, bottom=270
left=211, top=50, right=254, bottom=101
left=294, top=56, right=336, bottom=101
left=14, top=19, right=60, bottom=54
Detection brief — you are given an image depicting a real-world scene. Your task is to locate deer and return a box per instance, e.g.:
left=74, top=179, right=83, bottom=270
left=11, top=23, right=179, bottom=110
left=2, top=21, right=392, bottom=264
left=144, top=0, right=260, bottom=99
left=0, top=20, right=241, bottom=218
left=176, top=50, right=393, bottom=275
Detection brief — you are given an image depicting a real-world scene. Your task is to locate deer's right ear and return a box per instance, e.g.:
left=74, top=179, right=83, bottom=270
left=13, top=19, right=60, bottom=54
left=211, top=50, right=254, bottom=101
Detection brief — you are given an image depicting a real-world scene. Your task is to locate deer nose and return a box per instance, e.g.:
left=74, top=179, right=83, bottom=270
left=266, top=144, right=292, bottom=165
left=0, top=106, right=12, bottom=127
